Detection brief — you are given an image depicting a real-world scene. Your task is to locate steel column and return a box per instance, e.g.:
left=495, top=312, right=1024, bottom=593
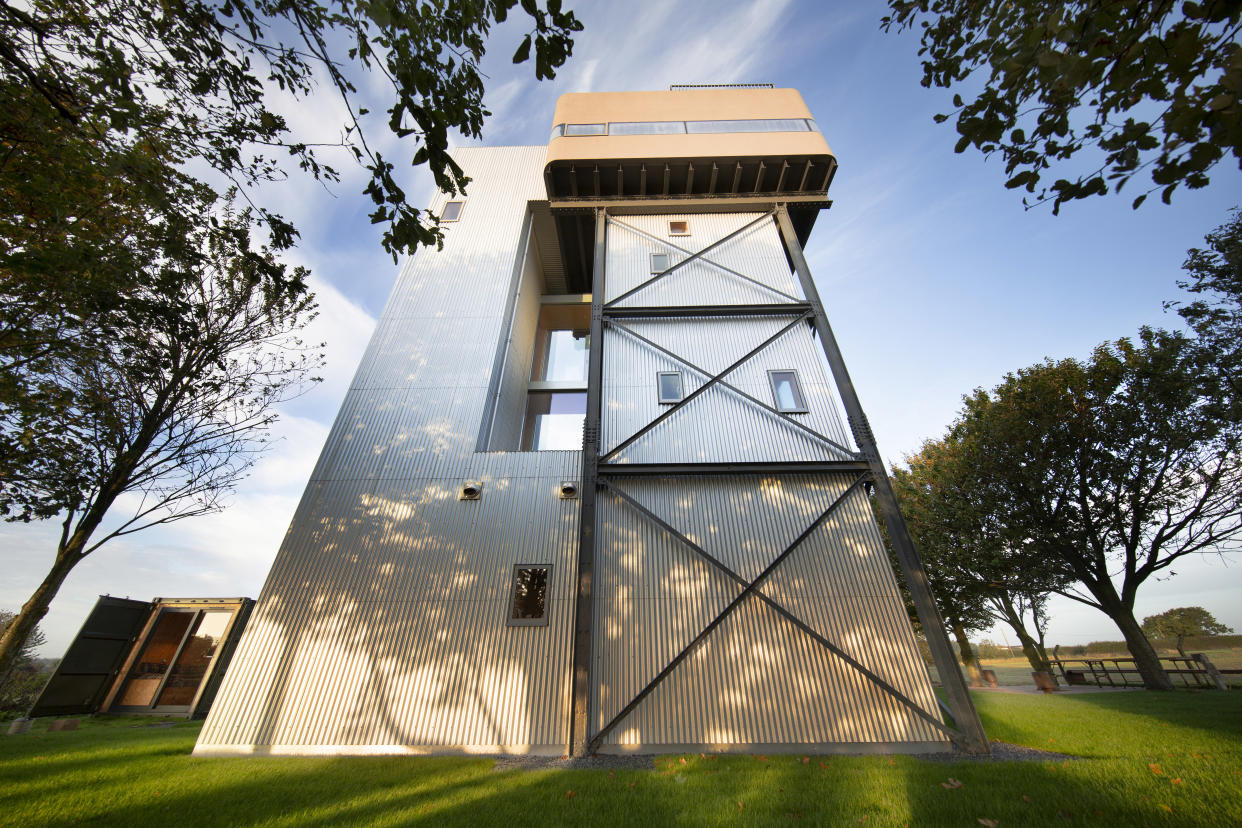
left=774, top=205, right=990, bottom=755
left=569, top=208, right=607, bottom=755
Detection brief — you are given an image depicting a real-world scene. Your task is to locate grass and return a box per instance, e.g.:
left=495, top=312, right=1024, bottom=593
left=1, top=692, right=1239, bottom=826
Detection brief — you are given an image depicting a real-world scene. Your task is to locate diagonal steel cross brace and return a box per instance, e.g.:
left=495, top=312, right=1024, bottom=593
left=605, top=212, right=800, bottom=307
left=590, top=476, right=958, bottom=750
left=606, top=318, right=859, bottom=460
left=602, top=311, right=811, bottom=462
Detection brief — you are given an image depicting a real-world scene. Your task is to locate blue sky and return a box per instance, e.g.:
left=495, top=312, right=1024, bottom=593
left=4, top=0, right=1239, bottom=656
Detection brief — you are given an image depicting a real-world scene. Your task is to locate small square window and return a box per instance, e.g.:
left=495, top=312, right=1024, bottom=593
left=657, top=371, right=684, bottom=404
left=650, top=252, right=669, bottom=273
left=508, top=565, right=551, bottom=627
left=668, top=220, right=690, bottom=236
left=441, top=201, right=464, bottom=221
left=768, top=370, right=808, bottom=413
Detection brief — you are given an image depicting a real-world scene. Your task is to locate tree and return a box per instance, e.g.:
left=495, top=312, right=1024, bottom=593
left=954, top=329, right=1242, bottom=689
left=0, top=610, right=47, bottom=717
left=882, top=1, right=1242, bottom=213
left=1168, top=208, right=1242, bottom=401
left=0, top=0, right=581, bottom=699
left=1141, top=606, right=1234, bottom=639
left=890, top=436, right=1069, bottom=679
left=0, top=0, right=582, bottom=255
left=0, top=197, right=323, bottom=681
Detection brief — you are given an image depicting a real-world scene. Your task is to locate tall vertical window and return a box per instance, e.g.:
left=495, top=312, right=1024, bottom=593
left=522, top=303, right=589, bottom=450
left=531, top=304, right=590, bottom=383
left=522, top=392, right=587, bottom=450
left=768, top=369, right=807, bottom=413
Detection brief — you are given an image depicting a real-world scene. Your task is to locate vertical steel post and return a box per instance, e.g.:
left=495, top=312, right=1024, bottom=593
left=774, top=205, right=990, bottom=755
left=570, top=208, right=607, bottom=755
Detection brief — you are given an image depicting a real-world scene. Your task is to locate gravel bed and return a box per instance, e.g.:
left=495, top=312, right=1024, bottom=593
left=919, top=741, right=1078, bottom=763
left=492, top=753, right=656, bottom=772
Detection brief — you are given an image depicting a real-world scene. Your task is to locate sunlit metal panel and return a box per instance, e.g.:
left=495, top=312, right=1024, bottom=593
left=197, top=147, right=579, bottom=756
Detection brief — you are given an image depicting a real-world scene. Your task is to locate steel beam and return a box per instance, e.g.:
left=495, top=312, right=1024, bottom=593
left=604, top=303, right=812, bottom=318
left=597, top=460, right=871, bottom=476
left=774, top=205, right=990, bottom=755
left=569, top=208, right=607, bottom=755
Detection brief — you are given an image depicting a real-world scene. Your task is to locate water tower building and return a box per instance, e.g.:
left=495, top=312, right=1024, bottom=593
left=194, top=86, right=986, bottom=757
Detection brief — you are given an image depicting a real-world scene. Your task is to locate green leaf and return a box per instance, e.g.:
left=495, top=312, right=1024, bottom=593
left=513, top=34, right=531, bottom=64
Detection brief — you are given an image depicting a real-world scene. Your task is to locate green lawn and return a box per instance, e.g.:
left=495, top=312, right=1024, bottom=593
left=1, top=691, right=1239, bottom=826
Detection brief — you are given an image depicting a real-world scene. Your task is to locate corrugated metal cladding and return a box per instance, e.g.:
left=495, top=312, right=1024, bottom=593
left=196, top=147, right=582, bottom=756
left=595, top=213, right=948, bottom=752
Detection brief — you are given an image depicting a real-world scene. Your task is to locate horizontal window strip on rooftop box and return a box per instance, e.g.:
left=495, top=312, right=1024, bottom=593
left=551, top=119, right=820, bottom=139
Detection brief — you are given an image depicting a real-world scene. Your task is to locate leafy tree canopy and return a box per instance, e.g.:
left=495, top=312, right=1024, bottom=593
left=1168, top=207, right=1242, bottom=401
left=1141, top=606, right=1234, bottom=638
left=883, top=0, right=1242, bottom=212
left=0, top=0, right=582, bottom=255
left=954, top=328, right=1242, bottom=688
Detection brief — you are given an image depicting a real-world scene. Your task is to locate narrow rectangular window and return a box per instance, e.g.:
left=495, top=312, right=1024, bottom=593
left=441, top=200, right=464, bottom=221
left=650, top=252, right=669, bottom=273
left=657, top=371, right=683, bottom=404
left=564, top=123, right=606, bottom=136
left=508, top=565, right=551, bottom=626
left=668, top=220, right=689, bottom=236
left=768, top=369, right=807, bottom=413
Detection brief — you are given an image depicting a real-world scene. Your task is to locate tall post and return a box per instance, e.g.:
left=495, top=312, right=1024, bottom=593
left=774, top=205, right=990, bottom=755
left=570, top=208, right=607, bottom=755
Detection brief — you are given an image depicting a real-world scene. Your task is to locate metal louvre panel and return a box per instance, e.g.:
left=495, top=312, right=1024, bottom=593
left=592, top=475, right=943, bottom=747
left=197, top=146, right=579, bottom=755
left=602, top=316, right=854, bottom=462
left=591, top=211, right=947, bottom=752
left=605, top=213, right=800, bottom=307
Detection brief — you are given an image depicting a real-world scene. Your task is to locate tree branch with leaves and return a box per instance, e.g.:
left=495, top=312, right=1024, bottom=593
left=883, top=0, right=1242, bottom=213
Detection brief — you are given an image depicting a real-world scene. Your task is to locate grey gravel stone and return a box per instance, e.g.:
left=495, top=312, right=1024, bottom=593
left=919, top=741, right=1078, bottom=763
left=492, top=753, right=656, bottom=772
left=492, top=741, right=1074, bottom=771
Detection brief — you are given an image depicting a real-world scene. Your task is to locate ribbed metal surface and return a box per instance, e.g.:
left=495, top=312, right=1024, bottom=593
left=606, top=213, right=801, bottom=308
left=199, top=160, right=947, bottom=755
left=197, top=147, right=580, bottom=755
left=603, top=316, right=853, bottom=463
left=592, top=212, right=948, bottom=751
left=486, top=236, right=544, bottom=450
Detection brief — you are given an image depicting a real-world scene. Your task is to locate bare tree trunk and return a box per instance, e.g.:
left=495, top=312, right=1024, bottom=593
left=0, top=552, right=76, bottom=685
left=0, top=480, right=121, bottom=688
left=1106, top=601, right=1174, bottom=691
left=950, top=620, right=984, bottom=686
left=995, top=597, right=1053, bottom=677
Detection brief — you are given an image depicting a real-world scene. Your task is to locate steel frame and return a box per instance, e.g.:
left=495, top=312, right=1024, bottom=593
left=571, top=206, right=989, bottom=756
left=590, top=475, right=958, bottom=750
left=773, top=205, right=989, bottom=754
